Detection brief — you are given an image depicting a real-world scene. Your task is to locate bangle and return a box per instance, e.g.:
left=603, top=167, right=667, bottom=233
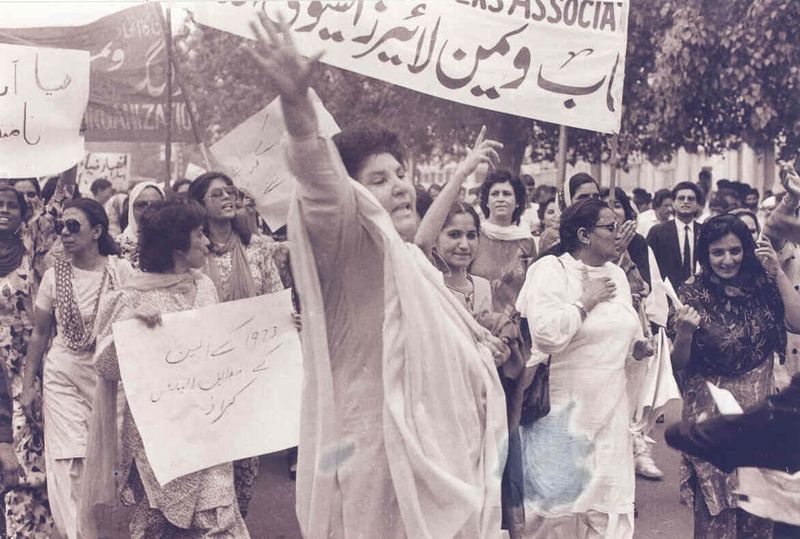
left=572, top=301, right=588, bottom=320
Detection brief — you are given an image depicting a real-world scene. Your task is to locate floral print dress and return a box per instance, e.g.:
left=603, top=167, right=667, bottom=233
left=667, top=272, right=784, bottom=538
left=0, top=206, right=62, bottom=538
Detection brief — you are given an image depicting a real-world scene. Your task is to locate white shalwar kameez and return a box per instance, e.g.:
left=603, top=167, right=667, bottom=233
left=516, top=253, right=642, bottom=539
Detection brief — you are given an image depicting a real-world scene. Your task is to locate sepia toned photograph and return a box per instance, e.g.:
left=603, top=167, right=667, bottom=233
left=0, top=1, right=798, bottom=538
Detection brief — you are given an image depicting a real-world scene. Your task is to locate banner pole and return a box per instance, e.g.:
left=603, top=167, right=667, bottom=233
left=163, top=7, right=174, bottom=193
left=168, top=43, right=213, bottom=172
left=557, top=125, right=568, bottom=187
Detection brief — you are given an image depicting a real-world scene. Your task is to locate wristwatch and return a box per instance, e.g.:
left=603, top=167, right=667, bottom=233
left=572, top=301, right=588, bottom=320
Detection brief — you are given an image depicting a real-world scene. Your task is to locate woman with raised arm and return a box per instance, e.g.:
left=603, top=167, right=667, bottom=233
left=80, top=200, right=249, bottom=538
left=0, top=172, right=73, bottom=538
left=20, top=199, right=133, bottom=539
left=248, top=12, right=507, bottom=539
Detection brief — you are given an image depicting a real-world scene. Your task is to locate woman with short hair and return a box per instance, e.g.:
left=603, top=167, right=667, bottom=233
left=516, top=198, right=653, bottom=538
left=20, top=198, right=133, bottom=539
left=470, top=170, right=537, bottom=315
left=668, top=214, right=800, bottom=538
left=81, top=200, right=249, bottom=538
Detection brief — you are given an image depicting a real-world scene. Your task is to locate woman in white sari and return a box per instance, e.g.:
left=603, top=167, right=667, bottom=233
left=516, top=199, right=653, bottom=539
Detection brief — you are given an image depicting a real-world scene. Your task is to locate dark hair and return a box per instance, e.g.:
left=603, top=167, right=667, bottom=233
left=568, top=173, right=599, bottom=200
left=119, top=196, right=130, bottom=233
left=42, top=176, right=81, bottom=204
left=748, top=188, right=760, bottom=198
left=672, top=181, right=705, bottom=207
left=172, top=178, right=193, bottom=192
left=442, top=201, right=482, bottom=233
left=0, top=184, right=29, bottom=221
left=696, top=214, right=762, bottom=281
left=479, top=170, right=527, bottom=225
left=90, top=178, right=113, bottom=195
left=138, top=200, right=206, bottom=273
left=333, top=126, right=407, bottom=180
left=415, top=185, right=433, bottom=218
left=11, top=178, right=40, bottom=199
left=64, top=198, right=119, bottom=256
left=632, top=187, right=651, bottom=206
left=559, top=198, right=607, bottom=254
left=729, top=208, right=761, bottom=236
left=653, top=188, right=674, bottom=209
left=188, top=172, right=251, bottom=246
left=537, top=196, right=556, bottom=223
left=603, top=187, right=637, bottom=222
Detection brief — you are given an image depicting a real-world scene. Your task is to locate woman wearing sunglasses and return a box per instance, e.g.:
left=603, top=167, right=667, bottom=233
left=20, top=198, right=133, bottom=539
left=515, top=199, right=654, bottom=539
left=80, top=200, right=249, bottom=538
left=116, top=181, right=166, bottom=269
left=187, top=172, right=292, bottom=518
left=0, top=172, right=76, bottom=538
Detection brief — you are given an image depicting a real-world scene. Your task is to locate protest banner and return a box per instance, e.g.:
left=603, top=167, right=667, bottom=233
left=210, top=90, right=340, bottom=231
left=77, top=152, right=131, bottom=193
left=112, top=289, right=302, bottom=486
left=191, top=0, right=630, bottom=134
left=0, top=43, right=89, bottom=177
left=0, top=4, right=195, bottom=143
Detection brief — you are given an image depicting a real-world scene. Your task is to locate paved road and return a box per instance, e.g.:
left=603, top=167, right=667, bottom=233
left=246, top=400, right=693, bottom=538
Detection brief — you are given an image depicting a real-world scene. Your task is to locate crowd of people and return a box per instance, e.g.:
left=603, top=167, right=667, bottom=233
left=0, top=12, right=798, bottom=539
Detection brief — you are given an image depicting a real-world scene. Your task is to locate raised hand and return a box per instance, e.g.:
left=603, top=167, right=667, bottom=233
left=755, top=235, right=781, bottom=277
left=779, top=161, right=800, bottom=199
left=632, top=338, right=655, bottom=360
left=455, top=126, right=503, bottom=179
left=615, top=220, right=636, bottom=257
left=247, top=11, right=323, bottom=104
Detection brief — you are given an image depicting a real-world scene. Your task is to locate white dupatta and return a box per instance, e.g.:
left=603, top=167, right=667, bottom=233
left=289, top=176, right=507, bottom=539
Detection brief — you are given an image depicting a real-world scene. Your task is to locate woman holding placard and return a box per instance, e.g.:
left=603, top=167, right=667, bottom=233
left=667, top=214, right=800, bottom=538
left=188, top=171, right=293, bottom=516
left=81, top=200, right=249, bottom=538
left=20, top=198, right=133, bottom=539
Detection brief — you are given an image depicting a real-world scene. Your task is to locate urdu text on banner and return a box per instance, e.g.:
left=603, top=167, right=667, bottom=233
left=0, top=4, right=195, bottom=143
left=112, top=289, right=303, bottom=486
left=0, top=43, right=89, bottom=177
left=191, top=0, right=630, bottom=134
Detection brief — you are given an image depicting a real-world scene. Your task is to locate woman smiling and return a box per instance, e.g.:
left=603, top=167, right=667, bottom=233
left=669, top=214, right=800, bottom=538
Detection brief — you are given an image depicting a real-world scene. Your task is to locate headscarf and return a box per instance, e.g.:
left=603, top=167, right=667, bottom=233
left=557, top=173, right=600, bottom=211
left=119, top=181, right=165, bottom=244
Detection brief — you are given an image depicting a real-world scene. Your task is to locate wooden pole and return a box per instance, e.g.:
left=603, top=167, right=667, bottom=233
left=163, top=8, right=174, bottom=193
left=609, top=134, right=620, bottom=191
left=557, top=125, right=568, bottom=187
left=169, top=45, right=213, bottom=171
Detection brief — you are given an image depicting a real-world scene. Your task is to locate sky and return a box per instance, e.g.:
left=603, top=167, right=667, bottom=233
left=0, top=1, right=190, bottom=29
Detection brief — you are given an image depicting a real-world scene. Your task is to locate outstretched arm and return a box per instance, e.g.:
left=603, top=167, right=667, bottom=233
left=764, top=162, right=800, bottom=247
left=248, top=12, right=356, bottom=273
left=414, top=127, right=502, bottom=256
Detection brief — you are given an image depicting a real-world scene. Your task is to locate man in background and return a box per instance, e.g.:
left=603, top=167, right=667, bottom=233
left=89, top=178, right=114, bottom=206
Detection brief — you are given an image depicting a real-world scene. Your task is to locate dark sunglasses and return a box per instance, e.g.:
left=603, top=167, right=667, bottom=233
left=591, top=222, right=618, bottom=233
left=133, top=200, right=158, bottom=211
left=55, top=219, right=82, bottom=235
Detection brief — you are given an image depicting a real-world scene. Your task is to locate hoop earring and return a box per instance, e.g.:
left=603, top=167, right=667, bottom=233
left=431, top=248, right=453, bottom=277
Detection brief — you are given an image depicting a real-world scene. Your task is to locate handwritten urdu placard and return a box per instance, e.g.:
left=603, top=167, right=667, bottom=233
left=0, top=43, right=89, bottom=177
left=192, top=0, right=630, bottom=134
left=113, top=289, right=302, bottom=486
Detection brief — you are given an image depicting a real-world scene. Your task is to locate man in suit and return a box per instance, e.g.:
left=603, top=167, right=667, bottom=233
left=647, top=181, right=704, bottom=290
